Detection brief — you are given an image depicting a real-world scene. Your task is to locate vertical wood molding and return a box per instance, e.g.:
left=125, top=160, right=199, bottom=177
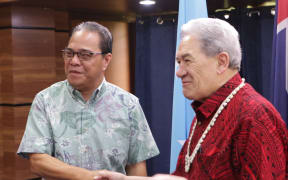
left=101, top=21, right=131, bottom=92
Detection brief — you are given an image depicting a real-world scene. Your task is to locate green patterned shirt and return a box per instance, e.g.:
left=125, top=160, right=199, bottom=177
left=17, top=80, right=159, bottom=174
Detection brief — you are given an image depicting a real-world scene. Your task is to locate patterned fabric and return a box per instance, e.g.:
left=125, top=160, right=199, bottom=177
left=17, top=80, right=159, bottom=174
left=173, top=73, right=288, bottom=179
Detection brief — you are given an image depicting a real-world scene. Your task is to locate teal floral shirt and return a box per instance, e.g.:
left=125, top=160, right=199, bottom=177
left=17, top=80, right=159, bottom=174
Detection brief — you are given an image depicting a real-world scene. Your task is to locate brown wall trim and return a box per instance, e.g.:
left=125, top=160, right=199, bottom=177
left=0, top=103, right=32, bottom=107
left=0, top=26, right=69, bottom=32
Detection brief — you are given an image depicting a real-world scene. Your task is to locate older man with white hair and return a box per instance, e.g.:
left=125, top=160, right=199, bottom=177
left=95, top=18, right=288, bottom=180
left=173, top=17, right=287, bottom=180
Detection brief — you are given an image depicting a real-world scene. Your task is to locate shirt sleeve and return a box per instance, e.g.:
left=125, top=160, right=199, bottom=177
left=17, top=93, right=54, bottom=159
left=127, top=99, right=160, bottom=165
left=235, top=102, right=288, bottom=180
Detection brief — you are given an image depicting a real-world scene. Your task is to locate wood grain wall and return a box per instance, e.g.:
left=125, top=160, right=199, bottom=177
left=0, top=4, right=131, bottom=180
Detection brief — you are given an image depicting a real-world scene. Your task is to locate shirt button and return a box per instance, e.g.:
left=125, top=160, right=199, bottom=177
left=197, top=121, right=202, bottom=126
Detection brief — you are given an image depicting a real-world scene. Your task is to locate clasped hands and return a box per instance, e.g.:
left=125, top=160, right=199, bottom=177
left=93, top=170, right=187, bottom=180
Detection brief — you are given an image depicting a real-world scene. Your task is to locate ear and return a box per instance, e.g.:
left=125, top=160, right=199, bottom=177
left=216, top=52, right=230, bottom=74
left=102, top=53, right=112, bottom=71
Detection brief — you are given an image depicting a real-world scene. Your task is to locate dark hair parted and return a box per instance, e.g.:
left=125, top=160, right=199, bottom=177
left=71, top=21, right=113, bottom=54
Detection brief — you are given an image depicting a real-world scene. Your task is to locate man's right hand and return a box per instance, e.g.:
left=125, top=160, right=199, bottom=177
left=151, top=174, right=187, bottom=180
left=29, top=153, right=106, bottom=180
left=93, top=170, right=126, bottom=180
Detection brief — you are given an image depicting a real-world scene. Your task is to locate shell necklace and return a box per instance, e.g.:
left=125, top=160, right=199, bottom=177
left=185, top=78, right=245, bottom=173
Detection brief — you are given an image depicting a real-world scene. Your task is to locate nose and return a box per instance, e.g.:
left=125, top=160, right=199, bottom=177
left=176, top=63, right=186, bottom=78
left=70, top=53, right=81, bottom=65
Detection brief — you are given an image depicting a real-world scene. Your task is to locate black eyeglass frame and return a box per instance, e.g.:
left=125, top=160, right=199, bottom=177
left=61, top=48, right=106, bottom=61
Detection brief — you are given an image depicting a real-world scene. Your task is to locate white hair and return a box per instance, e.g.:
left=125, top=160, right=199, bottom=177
left=181, top=18, right=242, bottom=71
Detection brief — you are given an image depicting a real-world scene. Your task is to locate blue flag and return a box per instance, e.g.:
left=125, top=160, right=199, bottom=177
left=271, top=0, right=288, bottom=125
left=170, top=0, right=208, bottom=172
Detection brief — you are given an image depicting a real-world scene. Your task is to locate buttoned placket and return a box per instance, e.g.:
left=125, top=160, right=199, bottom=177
left=67, top=80, right=102, bottom=169
left=77, top=89, right=100, bottom=168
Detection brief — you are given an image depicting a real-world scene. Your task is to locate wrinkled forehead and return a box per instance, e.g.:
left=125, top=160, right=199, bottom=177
left=176, top=35, right=201, bottom=57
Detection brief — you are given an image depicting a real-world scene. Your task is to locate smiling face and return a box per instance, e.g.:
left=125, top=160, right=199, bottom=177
left=176, top=35, right=220, bottom=102
left=64, top=30, right=111, bottom=93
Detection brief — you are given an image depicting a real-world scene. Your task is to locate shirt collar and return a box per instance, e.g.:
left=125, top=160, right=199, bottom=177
left=192, top=73, right=242, bottom=120
left=66, top=78, right=106, bottom=103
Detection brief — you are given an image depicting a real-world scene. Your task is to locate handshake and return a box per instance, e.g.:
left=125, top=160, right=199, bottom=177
left=93, top=170, right=187, bottom=180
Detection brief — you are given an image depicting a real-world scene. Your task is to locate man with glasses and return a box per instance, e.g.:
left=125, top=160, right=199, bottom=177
left=17, top=21, right=159, bottom=180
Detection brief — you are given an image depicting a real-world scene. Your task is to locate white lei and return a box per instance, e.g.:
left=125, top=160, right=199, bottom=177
left=185, top=78, right=246, bottom=173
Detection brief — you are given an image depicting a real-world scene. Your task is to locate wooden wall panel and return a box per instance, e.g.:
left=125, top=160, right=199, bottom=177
left=11, top=6, right=54, bottom=28
left=0, top=106, right=37, bottom=180
left=12, top=29, right=55, bottom=57
left=54, top=10, right=69, bottom=31
left=0, top=5, right=68, bottom=180
left=12, top=29, right=56, bottom=103
left=55, top=32, right=69, bottom=82
left=0, top=6, right=11, bottom=27
left=0, top=107, right=2, bottom=179
left=1, top=106, right=16, bottom=180
left=54, top=10, right=70, bottom=82
left=0, top=29, right=13, bottom=103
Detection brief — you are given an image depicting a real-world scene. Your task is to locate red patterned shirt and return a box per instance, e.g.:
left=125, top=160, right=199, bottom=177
left=173, top=73, right=288, bottom=180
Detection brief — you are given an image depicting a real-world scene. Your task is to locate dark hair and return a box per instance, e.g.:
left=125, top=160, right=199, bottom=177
left=71, top=21, right=113, bottom=54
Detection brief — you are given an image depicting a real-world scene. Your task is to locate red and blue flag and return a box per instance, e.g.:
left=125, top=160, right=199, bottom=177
left=271, top=0, right=288, bottom=125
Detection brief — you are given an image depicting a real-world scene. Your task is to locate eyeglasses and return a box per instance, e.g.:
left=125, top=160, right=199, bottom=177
left=61, top=48, right=105, bottom=61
